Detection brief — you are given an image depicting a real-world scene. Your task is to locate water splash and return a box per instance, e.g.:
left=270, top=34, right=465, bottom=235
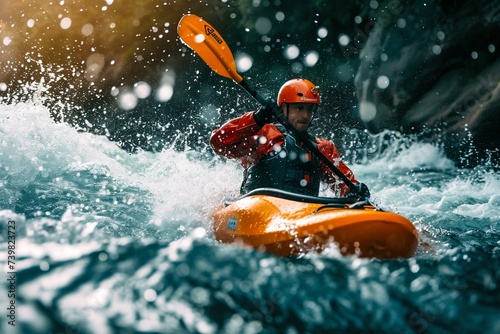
left=2, top=100, right=499, bottom=334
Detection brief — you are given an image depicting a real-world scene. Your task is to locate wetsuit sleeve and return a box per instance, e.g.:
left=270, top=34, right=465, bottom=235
left=316, top=138, right=359, bottom=196
left=210, top=112, right=282, bottom=164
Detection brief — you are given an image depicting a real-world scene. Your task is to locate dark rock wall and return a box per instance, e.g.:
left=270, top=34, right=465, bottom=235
left=354, top=0, right=499, bottom=165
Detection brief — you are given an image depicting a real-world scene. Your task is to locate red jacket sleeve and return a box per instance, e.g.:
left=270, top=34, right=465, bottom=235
left=317, top=138, right=359, bottom=196
left=209, top=112, right=285, bottom=168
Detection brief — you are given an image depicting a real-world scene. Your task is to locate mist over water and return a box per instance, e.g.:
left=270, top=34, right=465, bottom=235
left=1, top=101, right=499, bottom=333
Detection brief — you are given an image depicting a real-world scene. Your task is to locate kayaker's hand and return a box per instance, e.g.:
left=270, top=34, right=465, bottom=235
left=347, top=183, right=370, bottom=200
left=253, top=98, right=277, bottom=126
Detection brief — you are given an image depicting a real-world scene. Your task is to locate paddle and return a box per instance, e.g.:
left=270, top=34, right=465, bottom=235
left=177, top=13, right=362, bottom=196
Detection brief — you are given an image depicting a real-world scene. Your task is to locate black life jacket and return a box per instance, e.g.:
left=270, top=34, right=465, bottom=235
left=240, top=124, right=321, bottom=196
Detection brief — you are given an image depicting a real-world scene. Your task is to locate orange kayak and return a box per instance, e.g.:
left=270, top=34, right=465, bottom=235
left=212, top=188, right=419, bottom=258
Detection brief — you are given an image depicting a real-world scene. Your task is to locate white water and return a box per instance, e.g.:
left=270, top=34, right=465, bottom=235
left=2, top=101, right=500, bottom=334
left=0, top=102, right=241, bottom=236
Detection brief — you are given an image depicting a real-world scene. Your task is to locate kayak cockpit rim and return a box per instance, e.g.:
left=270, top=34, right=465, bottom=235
left=226, top=187, right=360, bottom=205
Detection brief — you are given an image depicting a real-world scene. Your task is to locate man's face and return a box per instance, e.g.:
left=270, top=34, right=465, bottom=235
left=282, top=103, right=316, bottom=133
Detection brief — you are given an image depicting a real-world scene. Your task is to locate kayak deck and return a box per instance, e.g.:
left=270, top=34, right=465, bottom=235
left=212, top=188, right=419, bottom=258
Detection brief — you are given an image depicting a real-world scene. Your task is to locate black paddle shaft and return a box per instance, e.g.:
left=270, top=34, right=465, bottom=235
left=238, top=79, right=357, bottom=191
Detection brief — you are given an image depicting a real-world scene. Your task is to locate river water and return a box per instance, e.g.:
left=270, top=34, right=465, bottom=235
left=1, top=102, right=499, bottom=333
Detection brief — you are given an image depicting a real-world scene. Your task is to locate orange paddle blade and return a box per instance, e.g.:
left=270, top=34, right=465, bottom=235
left=177, top=14, right=243, bottom=83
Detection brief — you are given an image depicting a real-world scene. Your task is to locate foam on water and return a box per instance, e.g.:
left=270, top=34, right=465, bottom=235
left=0, top=102, right=242, bottom=244
left=1, top=103, right=133, bottom=184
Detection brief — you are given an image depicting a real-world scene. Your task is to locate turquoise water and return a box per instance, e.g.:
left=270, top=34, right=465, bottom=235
left=1, top=102, right=499, bottom=333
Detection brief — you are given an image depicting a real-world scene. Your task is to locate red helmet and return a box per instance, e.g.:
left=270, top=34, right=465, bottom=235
left=277, top=78, right=320, bottom=106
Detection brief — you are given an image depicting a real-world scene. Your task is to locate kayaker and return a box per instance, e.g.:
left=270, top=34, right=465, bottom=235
left=210, top=78, right=370, bottom=199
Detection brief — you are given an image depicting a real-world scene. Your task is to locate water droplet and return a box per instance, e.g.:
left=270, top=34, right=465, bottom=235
left=377, top=75, right=390, bottom=89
